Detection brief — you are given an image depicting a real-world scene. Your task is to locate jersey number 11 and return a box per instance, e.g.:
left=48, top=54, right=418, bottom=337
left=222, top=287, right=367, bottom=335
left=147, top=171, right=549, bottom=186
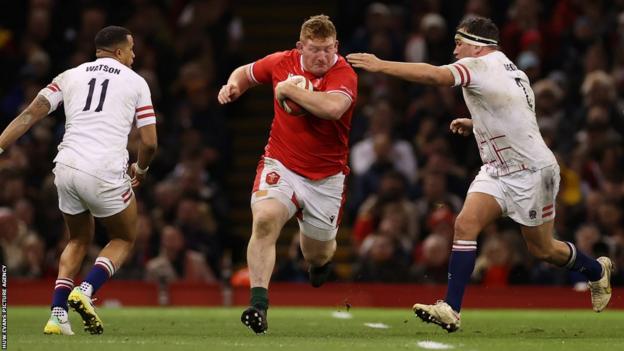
left=83, top=78, right=109, bottom=112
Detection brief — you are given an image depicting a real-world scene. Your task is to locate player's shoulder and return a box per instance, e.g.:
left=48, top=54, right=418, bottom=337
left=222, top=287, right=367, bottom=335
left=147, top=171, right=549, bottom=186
left=57, top=63, right=85, bottom=79
left=263, top=49, right=293, bottom=62
left=452, top=51, right=504, bottom=74
left=329, top=54, right=357, bottom=76
left=282, top=48, right=298, bottom=58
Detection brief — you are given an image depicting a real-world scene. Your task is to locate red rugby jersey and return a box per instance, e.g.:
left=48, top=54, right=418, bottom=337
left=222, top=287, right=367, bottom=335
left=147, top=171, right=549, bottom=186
left=249, top=49, right=357, bottom=180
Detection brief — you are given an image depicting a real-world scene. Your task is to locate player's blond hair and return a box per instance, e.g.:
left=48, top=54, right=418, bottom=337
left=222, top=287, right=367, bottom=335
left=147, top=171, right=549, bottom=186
left=300, top=15, right=336, bottom=41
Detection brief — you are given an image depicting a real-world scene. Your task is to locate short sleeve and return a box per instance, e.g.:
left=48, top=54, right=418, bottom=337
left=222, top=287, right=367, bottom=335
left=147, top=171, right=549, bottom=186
left=249, top=51, right=286, bottom=84
left=443, top=57, right=479, bottom=88
left=37, top=73, right=65, bottom=114
left=134, top=78, right=156, bottom=128
left=323, top=65, right=357, bottom=106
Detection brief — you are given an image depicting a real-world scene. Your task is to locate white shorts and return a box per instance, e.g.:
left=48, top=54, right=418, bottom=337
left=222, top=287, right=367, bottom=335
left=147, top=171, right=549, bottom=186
left=250, top=157, right=346, bottom=241
left=53, top=163, right=134, bottom=218
left=468, top=164, right=560, bottom=227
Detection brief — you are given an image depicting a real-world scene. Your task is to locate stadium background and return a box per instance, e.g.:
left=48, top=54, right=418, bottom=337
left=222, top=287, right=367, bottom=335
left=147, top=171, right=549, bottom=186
left=1, top=0, right=623, bottom=307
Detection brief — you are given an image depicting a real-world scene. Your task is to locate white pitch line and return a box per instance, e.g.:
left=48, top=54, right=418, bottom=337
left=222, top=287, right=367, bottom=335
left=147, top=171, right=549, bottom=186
left=416, top=340, right=455, bottom=350
left=331, top=311, right=353, bottom=319
left=364, top=322, right=390, bottom=329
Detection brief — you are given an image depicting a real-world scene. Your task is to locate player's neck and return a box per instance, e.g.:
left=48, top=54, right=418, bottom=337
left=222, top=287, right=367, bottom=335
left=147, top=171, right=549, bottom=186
left=96, top=54, right=117, bottom=61
left=95, top=51, right=121, bottom=63
left=474, top=48, right=497, bottom=57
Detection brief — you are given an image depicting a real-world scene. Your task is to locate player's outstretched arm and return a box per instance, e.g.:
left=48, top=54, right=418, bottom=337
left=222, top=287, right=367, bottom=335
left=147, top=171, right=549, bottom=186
left=275, top=80, right=350, bottom=121
left=0, top=95, right=51, bottom=153
left=218, top=64, right=259, bottom=105
left=346, top=53, right=455, bottom=86
left=131, top=124, right=157, bottom=187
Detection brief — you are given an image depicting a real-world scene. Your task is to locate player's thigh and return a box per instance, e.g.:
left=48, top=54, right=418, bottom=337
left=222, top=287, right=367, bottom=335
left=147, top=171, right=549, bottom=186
left=98, top=195, right=138, bottom=242
left=251, top=198, right=291, bottom=239
left=62, top=211, right=95, bottom=243
left=73, top=173, right=138, bottom=241
left=297, top=172, right=346, bottom=242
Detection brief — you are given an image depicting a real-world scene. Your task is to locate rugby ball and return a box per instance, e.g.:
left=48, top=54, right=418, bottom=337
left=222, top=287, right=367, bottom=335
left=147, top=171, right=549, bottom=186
left=279, top=75, right=313, bottom=116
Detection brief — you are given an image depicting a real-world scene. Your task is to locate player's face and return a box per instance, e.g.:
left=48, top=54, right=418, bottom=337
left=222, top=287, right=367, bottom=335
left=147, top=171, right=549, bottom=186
left=298, top=37, right=338, bottom=76
left=453, top=38, right=477, bottom=59
left=117, top=35, right=135, bottom=67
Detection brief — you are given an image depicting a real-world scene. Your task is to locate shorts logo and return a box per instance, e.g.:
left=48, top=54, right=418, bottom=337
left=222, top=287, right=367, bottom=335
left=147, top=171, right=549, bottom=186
left=265, top=171, right=280, bottom=185
left=529, top=209, right=537, bottom=219
left=329, top=215, right=335, bottom=223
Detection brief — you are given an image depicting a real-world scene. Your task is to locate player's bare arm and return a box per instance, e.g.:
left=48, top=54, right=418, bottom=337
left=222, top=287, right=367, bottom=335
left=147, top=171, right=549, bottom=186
left=218, top=64, right=259, bottom=104
left=0, top=95, right=51, bottom=151
left=275, top=80, right=350, bottom=120
left=450, top=118, right=473, bottom=136
left=131, top=123, right=157, bottom=187
left=346, top=53, right=455, bottom=86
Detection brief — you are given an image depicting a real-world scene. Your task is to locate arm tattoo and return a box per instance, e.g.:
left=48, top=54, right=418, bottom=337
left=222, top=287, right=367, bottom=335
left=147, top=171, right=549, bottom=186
left=33, top=95, right=51, bottom=111
left=18, top=95, right=51, bottom=125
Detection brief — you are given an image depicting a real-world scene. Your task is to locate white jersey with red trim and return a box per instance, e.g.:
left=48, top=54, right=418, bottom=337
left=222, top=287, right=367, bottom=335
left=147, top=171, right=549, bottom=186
left=444, top=51, right=556, bottom=176
left=38, top=57, right=156, bottom=181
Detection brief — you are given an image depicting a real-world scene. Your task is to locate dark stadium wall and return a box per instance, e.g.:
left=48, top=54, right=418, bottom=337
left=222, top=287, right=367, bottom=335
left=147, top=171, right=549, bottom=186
left=9, top=280, right=623, bottom=309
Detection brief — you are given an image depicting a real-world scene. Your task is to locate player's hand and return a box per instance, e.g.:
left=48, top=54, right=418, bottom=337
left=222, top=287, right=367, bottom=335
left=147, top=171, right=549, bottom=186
left=218, top=83, right=241, bottom=104
left=450, top=118, right=473, bottom=136
left=274, top=79, right=296, bottom=101
left=346, top=53, right=383, bottom=72
left=130, top=162, right=147, bottom=187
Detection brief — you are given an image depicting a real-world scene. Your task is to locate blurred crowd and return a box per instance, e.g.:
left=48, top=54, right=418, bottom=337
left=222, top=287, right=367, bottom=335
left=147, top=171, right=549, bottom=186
left=1, top=0, right=624, bottom=289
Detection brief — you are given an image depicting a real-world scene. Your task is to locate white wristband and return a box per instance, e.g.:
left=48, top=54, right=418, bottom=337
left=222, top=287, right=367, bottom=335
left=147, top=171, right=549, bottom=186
left=133, top=163, right=149, bottom=175
left=0, top=147, right=4, bottom=155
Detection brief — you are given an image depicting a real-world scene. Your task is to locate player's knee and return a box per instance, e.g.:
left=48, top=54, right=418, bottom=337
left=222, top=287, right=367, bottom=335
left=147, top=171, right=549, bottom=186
left=68, top=236, right=91, bottom=246
left=109, top=231, right=137, bottom=246
left=252, top=213, right=280, bottom=240
left=453, top=215, right=479, bottom=240
left=123, top=236, right=136, bottom=249
left=111, top=236, right=136, bottom=252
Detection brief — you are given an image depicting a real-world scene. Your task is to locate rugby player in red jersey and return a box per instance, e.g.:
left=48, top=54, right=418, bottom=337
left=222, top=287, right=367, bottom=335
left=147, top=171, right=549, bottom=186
left=218, top=14, right=357, bottom=334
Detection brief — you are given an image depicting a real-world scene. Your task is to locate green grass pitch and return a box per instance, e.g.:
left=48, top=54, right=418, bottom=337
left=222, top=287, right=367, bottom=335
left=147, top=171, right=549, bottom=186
left=8, top=307, right=624, bottom=350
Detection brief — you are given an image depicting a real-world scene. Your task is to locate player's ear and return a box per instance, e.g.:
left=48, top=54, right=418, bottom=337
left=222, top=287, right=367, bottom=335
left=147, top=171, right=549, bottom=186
left=296, top=41, right=303, bottom=53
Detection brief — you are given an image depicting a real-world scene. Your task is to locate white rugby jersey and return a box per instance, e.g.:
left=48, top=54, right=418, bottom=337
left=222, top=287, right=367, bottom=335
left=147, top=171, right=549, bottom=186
left=38, top=57, right=156, bottom=181
left=445, top=51, right=556, bottom=176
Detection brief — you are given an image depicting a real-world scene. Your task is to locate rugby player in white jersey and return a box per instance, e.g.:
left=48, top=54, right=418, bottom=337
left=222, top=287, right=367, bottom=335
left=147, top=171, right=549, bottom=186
left=348, top=16, right=613, bottom=332
left=0, top=26, right=157, bottom=335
